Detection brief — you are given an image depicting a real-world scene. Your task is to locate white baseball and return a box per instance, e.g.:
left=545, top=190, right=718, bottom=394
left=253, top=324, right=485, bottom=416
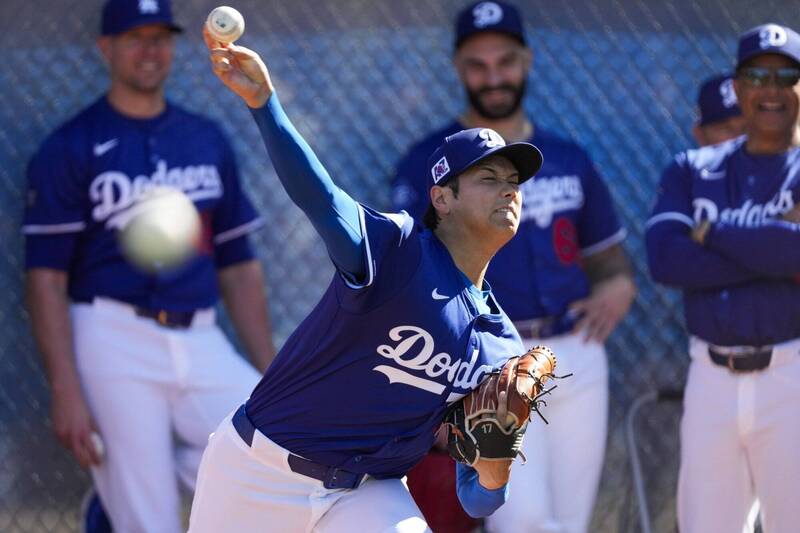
left=90, top=432, right=105, bottom=460
left=118, top=186, right=201, bottom=272
left=206, top=6, right=245, bottom=44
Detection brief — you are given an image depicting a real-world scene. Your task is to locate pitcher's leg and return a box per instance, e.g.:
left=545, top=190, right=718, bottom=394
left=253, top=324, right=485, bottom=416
left=188, top=414, right=316, bottom=533
left=315, top=477, right=429, bottom=533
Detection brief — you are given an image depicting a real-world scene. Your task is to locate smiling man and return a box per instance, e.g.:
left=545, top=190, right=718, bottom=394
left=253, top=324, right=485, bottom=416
left=23, top=1, right=275, bottom=532
left=646, top=23, right=800, bottom=533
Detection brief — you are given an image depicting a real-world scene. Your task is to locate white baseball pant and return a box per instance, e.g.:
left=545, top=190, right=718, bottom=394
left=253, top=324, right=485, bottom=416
left=71, top=297, right=261, bottom=533
left=188, top=410, right=431, bottom=533
left=485, top=332, right=608, bottom=533
left=678, top=336, right=800, bottom=533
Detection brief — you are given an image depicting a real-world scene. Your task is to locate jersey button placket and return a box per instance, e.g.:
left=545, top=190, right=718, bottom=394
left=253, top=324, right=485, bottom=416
left=148, top=136, right=159, bottom=165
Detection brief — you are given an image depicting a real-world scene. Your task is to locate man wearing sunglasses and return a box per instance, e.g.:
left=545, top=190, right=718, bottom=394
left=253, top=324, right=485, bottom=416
left=646, top=23, right=800, bottom=533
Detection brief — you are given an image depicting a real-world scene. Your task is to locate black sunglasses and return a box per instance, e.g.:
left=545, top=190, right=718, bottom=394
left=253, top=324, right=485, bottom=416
left=737, top=66, right=800, bottom=88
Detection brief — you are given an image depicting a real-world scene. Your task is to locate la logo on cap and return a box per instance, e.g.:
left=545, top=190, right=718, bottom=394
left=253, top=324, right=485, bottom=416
left=719, top=79, right=737, bottom=108
left=432, top=156, right=450, bottom=184
left=479, top=128, right=506, bottom=148
left=759, top=24, right=787, bottom=49
left=139, top=0, right=159, bottom=15
left=473, top=2, right=504, bottom=28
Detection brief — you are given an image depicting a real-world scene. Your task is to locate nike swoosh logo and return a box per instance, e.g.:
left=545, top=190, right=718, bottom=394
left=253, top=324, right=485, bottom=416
left=699, top=168, right=726, bottom=180
left=93, top=138, right=118, bottom=157
left=431, top=288, right=449, bottom=300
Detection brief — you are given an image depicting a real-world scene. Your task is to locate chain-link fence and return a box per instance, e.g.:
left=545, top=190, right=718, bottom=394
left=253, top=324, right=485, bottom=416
left=2, top=1, right=796, bottom=532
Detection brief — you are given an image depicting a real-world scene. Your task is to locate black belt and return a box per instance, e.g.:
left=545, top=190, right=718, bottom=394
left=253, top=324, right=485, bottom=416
left=74, top=297, right=197, bottom=329
left=708, top=347, right=772, bottom=372
left=232, top=404, right=365, bottom=490
left=134, top=307, right=196, bottom=329
left=514, top=312, right=578, bottom=339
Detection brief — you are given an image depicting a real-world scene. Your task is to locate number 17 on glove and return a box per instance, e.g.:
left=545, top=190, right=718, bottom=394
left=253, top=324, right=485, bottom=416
left=445, top=345, right=566, bottom=466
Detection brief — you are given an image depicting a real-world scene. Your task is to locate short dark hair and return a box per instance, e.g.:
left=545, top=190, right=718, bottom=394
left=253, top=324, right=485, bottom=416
left=423, top=175, right=461, bottom=230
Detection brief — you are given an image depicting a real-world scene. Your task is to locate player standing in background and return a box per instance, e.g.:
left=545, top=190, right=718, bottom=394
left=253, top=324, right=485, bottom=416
left=22, top=1, right=275, bottom=532
left=646, top=23, right=800, bottom=533
left=693, top=73, right=745, bottom=146
left=189, top=23, right=546, bottom=532
left=391, top=2, right=635, bottom=532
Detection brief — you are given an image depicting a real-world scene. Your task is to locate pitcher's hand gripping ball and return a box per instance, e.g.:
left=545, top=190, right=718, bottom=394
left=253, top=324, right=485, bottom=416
left=118, top=186, right=201, bottom=272
left=206, top=6, right=245, bottom=44
left=445, top=345, right=559, bottom=465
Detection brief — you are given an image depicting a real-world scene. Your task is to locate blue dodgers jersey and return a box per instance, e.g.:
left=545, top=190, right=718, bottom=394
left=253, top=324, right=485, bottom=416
left=246, top=206, right=524, bottom=478
left=392, top=122, right=625, bottom=321
left=648, top=138, right=800, bottom=345
left=23, top=97, right=261, bottom=311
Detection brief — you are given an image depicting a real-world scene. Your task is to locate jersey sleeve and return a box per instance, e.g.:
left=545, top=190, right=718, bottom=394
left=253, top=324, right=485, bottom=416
left=339, top=205, right=418, bottom=291
left=705, top=219, right=800, bottom=277
left=22, top=132, right=87, bottom=270
left=645, top=154, right=759, bottom=288
left=210, top=128, right=263, bottom=268
left=250, top=93, right=368, bottom=278
left=575, top=152, right=626, bottom=256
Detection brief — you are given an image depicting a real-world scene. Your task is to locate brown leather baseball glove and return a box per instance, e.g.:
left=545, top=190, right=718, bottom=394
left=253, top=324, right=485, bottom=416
left=444, top=345, right=558, bottom=466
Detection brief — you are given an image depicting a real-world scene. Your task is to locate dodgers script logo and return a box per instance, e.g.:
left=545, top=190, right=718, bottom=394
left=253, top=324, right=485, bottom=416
left=521, top=175, right=584, bottom=227
left=693, top=190, right=794, bottom=226
left=90, top=160, right=223, bottom=229
left=373, top=326, right=494, bottom=401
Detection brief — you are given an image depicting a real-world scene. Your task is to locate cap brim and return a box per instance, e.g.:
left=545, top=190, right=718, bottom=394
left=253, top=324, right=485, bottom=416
left=699, top=107, right=742, bottom=126
left=455, top=29, right=526, bottom=50
left=737, top=49, right=800, bottom=68
left=104, top=21, right=183, bottom=36
left=464, top=142, right=543, bottom=185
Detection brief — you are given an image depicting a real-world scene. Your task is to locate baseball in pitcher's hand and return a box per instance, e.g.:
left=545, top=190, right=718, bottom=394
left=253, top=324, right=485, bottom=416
left=203, top=26, right=274, bottom=109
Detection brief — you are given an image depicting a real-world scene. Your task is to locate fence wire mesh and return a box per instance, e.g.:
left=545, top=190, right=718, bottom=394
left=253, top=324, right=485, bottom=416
left=2, top=1, right=797, bottom=532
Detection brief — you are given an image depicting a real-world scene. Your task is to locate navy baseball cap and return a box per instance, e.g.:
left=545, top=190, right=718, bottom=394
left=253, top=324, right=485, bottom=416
left=455, top=1, right=526, bottom=50
left=427, top=128, right=542, bottom=191
left=697, top=74, right=741, bottom=126
left=101, top=0, right=183, bottom=36
left=736, top=23, right=800, bottom=68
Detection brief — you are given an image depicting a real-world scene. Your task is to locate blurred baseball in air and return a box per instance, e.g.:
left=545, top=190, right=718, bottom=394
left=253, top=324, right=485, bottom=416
left=118, top=186, right=201, bottom=272
left=206, top=6, right=245, bottom=44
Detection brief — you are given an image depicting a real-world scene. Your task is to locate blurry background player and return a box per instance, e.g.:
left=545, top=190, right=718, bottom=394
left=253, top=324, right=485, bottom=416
left=391, top=2, right=635, bottom=532
left=693, top=73, right=745, bottom=146
left=646, top=23, right=800, bottom=533
left=22, top=1, right=275, bottom=532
